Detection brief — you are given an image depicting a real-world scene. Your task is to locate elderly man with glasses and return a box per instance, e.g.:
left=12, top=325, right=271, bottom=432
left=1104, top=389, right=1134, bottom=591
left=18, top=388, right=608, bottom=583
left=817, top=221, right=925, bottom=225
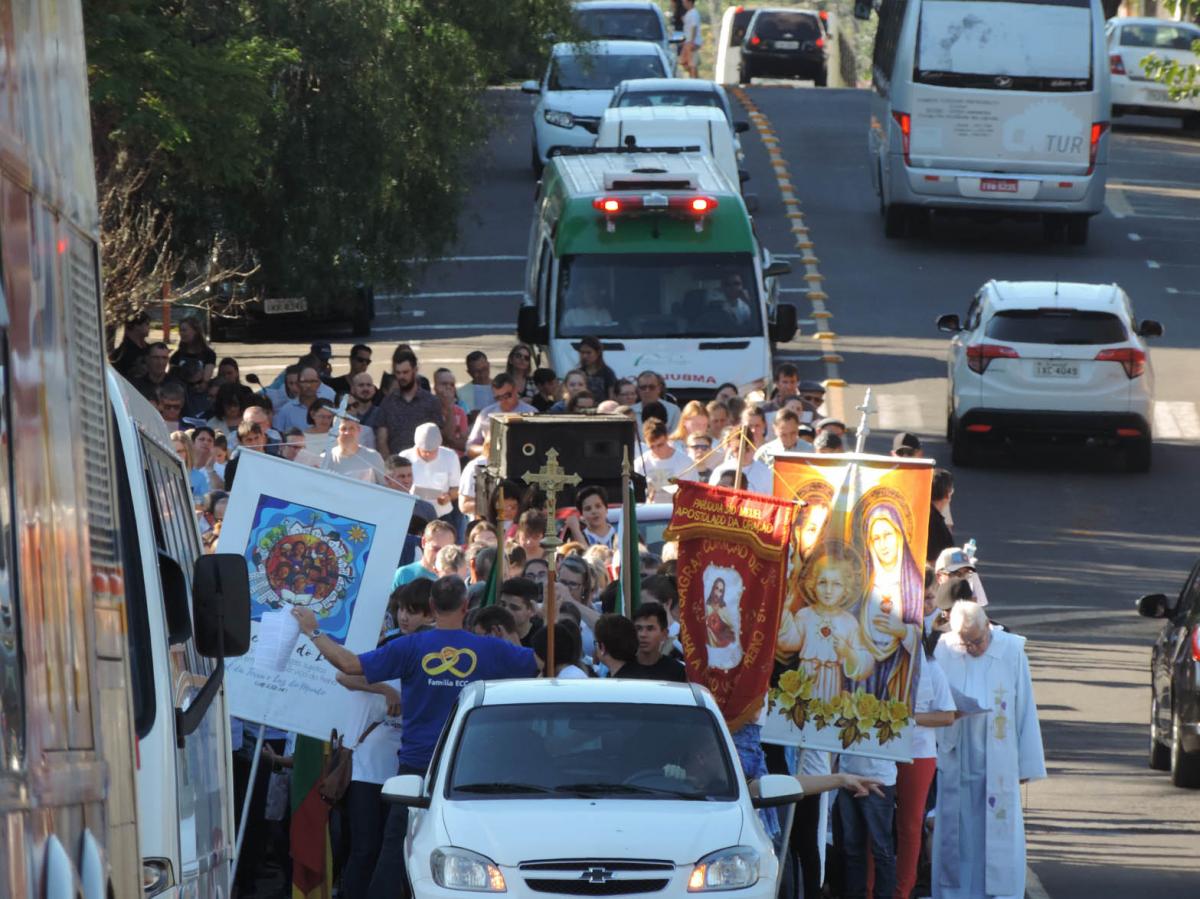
left=272, top=364, right=327, bottom=434
left=932, top=601, right=1045, bottom=899
left=632, top=370, right=681, bottom=432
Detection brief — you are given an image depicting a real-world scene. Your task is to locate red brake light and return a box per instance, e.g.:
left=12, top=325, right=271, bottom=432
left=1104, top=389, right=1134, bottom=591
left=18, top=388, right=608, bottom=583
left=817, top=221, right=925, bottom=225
left=892, top=111, right=911, bottom=166
left=815, top=37, right=825, bottom=49
left=594, top=198, right=622, bottom=213
left=1109, top=54, right=1126, bottom=75
left=1094, top=346, right=1145, bottom=379
left=966, top=343, right=1019, bottom=374
left=1088, top=122, right=1108, bottom=175
left=1192, top=628, right=1200, bottom=663
left=689, top=197, right=713, bottom=213
left=819, top=10, right=829, bottom=20
left=750, top=35, right=761, bottom=45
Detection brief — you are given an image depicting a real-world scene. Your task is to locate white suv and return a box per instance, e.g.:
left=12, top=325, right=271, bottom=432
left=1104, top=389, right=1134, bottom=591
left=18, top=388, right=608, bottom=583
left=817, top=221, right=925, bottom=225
left=938, top=281, right=1162, bottom=471
left=381, top=678, right=803, bottom=898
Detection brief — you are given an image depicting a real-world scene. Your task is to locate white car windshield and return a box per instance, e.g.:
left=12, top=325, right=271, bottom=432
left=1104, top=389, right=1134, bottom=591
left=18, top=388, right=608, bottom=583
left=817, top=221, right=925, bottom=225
left=985, top=309, right=1128, bottom=345
left=448, top=703, right=739, bottom=800
left=557, top=253, right=763, bottom=339
left=549, top=54, right=667, bottom=91
left=576, top=9, right=664, bottom=42
left=616, top=90, right=729, bottom=121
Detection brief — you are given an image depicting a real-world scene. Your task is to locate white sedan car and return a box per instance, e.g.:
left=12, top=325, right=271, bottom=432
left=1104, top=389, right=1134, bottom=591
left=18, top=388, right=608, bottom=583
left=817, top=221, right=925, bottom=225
left=382, top=678, right=804, bottom=898
left=938, top=280, right=1162, bottom=471
left=1107, top=17, right=1200, bottom=124
left=522, top=41, right=672, bottom=176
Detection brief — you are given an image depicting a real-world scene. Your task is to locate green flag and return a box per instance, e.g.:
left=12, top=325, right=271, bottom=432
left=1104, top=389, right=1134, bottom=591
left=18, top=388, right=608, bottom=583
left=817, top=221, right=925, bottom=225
left=480, top=550, right=500, bottom=607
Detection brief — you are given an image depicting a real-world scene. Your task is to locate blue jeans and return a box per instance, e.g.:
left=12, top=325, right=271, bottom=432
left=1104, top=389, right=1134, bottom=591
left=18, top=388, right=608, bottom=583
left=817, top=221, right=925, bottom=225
left=341, top=780, right=389, bottom=899
left=836, top=785, right=896, bottom=899
left=366, top=764, right=425, bottom=899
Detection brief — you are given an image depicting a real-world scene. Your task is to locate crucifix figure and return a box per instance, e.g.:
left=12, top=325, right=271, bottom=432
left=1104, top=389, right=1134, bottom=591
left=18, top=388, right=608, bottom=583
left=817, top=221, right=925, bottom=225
left=522, top=448, right=581, bottom=672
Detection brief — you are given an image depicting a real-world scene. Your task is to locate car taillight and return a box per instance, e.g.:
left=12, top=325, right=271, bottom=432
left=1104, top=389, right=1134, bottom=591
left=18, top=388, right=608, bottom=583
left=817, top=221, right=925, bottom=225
left=966, top=343, right=1019, bottom=374
left=1094, top=346, right=1146, bottom=379
left=750, top=35, right=761, bottom=45
left=815, top=36, right=825, bottom=49
left=1109, top=54, right=1126, bottom=75
left=1087, top=122, right=1108, bottom=175
left=892, top=111, right=911, bottom=166
left=1192, top=628, right=1200, bottom=663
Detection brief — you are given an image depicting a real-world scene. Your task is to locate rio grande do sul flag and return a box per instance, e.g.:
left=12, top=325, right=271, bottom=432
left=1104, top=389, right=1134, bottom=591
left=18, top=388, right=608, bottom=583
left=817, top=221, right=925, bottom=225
left=766, top=451, right=933, bottom=760
left=666, top=481, right=798, bottom=731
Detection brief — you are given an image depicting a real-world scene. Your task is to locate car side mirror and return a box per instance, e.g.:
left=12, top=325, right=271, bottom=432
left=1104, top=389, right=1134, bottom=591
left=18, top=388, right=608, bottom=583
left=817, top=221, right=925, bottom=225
left=159, top=552, right=192, bottom=645
left=382, top=774, right=430, bottom=809
left=520, top=80, right=541, bottom=95
left=735, top=120, right=751, bottom=134
left=752, top=774, right=805, bottom=808
left=763, top=261, right=792, bottom=279
left=770, top=303, right=799, bottom=344
left=936, top=313, right=962, bottom=333
left=1137, top=319, right=1163, bottom=338
left=517, top=305, right=548, bottom=347
left=1136, top=593, right=1171, bottom=620
left=192, top=553, right=251, bottom=658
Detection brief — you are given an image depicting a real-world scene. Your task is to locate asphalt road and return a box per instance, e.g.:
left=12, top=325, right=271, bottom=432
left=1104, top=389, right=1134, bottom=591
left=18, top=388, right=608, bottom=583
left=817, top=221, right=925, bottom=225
left=220, top=84, right=1200, bottom=898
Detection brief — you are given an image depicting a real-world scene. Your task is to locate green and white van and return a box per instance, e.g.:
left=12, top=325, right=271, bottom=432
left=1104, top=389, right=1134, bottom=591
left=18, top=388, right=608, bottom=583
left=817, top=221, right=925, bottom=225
left=517, top=149, right=796, bottom=399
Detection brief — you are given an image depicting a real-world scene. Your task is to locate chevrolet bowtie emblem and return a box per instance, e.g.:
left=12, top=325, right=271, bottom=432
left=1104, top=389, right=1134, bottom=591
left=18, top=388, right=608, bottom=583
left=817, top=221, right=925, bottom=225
left=580, top=868, right=615, bottom=883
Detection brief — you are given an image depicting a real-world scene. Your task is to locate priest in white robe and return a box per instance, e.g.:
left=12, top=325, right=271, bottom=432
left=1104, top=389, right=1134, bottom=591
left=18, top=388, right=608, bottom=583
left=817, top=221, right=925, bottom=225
left=933, top=601, right=1046, bottom=899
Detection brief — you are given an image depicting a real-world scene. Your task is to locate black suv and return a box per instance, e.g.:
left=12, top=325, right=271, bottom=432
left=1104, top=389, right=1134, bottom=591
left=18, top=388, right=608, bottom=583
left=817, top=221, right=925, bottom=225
left=1138, top=561, right=1200, bottom=788
left=739, top=9, right=827, bottom=86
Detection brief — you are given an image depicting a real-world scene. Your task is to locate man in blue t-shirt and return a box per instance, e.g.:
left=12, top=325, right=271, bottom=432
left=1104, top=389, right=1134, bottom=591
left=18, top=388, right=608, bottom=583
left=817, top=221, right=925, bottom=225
left=292, top=575, right=536, bottom=896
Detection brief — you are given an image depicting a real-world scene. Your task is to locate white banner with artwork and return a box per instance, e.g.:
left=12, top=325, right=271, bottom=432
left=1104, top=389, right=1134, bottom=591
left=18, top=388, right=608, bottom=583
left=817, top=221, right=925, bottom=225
left=220, top=450, right=414, bottom=739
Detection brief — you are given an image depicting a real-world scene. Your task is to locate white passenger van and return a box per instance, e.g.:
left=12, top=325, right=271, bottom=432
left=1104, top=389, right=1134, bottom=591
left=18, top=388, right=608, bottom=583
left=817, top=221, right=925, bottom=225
left=868, top=0, right=1111, bottom=244
left=109, top=372, right=247, bottom=898
left=518, top=148, right=796, bottom=400
left=595, top=106, right=744, bottom=191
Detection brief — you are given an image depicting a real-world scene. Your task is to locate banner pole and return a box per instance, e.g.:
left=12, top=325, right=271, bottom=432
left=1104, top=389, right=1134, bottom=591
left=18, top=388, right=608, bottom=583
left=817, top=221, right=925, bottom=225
left=231, top=721, right=267, bottom=883
left=854, top=387, right=874, bottom=455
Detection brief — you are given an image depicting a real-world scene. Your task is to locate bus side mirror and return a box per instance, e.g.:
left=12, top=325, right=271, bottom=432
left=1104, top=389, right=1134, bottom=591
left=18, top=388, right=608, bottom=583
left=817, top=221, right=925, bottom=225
left=763, top=261, right=792, bottom=279
left=771, top=303, right=799, bottom=344
left=517, top=306, right=548, bottom=347
left=192, top=554, right=251, bottom=658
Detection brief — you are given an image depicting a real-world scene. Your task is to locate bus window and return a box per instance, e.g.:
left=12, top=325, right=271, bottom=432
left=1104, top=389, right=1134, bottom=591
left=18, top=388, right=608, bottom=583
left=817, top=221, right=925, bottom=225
left=0, top=319, right=24, bottom=770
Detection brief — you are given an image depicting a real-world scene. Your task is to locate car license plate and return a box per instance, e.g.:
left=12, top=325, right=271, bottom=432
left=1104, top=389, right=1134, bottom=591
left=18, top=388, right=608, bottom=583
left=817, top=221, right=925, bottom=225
left=1034, top=361, right=1079, bottom=378
left=1146, top=89, right=1170, bottom=102
left=774, top=40, right=800, bottom=49
left=264, top=296, right=308, bottom=315
left=980, top=178, right=1019, bottom=194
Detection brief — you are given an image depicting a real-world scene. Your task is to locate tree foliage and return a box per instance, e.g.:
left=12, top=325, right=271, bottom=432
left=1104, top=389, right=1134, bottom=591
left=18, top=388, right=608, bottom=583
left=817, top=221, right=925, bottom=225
left=86, top=0, right=575, bottom=324
left=1141, top=1, right=1200, bottom=102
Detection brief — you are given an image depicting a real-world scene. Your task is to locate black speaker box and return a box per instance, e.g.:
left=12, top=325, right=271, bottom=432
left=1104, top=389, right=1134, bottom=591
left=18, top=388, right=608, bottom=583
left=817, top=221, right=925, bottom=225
left=485, top=414, right=646, bottom=513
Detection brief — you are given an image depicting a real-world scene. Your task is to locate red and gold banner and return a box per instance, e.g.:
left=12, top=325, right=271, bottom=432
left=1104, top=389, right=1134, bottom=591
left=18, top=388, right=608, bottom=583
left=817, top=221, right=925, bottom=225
left=765, top=452, right=934, bottom=760
left=666, top=482, right=798, bottom=731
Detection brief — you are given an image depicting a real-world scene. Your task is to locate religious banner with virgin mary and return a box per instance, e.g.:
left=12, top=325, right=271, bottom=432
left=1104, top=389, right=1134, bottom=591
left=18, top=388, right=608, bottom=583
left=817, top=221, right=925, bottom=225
left=666, top=481, right=798, bottom=730
left=764, top=452, right=934, bottom=760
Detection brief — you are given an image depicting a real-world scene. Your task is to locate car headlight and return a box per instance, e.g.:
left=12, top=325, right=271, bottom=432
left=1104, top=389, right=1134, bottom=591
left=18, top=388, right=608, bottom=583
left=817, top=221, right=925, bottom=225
left=688, top=846, right=760, bottom=892
left=431, top=847, right=507, bottom=892
left=544, top=109, right=576, bottom=129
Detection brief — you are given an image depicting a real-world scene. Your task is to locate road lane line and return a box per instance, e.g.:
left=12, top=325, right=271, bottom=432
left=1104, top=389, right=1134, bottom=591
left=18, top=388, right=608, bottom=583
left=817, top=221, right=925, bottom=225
left=732, top=87, right=847, bottom=409
left=1105, top=186, right=1134, bottom=219
left=1026, top=865, right=1053, bottom=899
left=876, top=393, right=925, bottom=432
left=1128, top=232, right=1141, bottom=241
left=1153, top=401, right=1200, bottom=440
left=1146, top=260, right=1160, bottom=269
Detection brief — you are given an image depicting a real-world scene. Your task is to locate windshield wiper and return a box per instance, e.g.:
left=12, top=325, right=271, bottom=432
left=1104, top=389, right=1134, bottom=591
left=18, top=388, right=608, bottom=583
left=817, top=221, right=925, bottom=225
left=454, top=782, right=554, bottom=794
left=555, top=782, right=709, bottom=800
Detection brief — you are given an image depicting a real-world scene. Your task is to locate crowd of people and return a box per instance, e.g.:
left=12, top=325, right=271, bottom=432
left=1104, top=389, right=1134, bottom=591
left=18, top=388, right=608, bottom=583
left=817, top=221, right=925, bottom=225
left=110, top=312, right=1045, bottom=899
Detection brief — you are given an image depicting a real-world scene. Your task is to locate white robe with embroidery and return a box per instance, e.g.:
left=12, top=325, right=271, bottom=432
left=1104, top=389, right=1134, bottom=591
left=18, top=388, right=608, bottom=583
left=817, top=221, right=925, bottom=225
left=933, top=629, right=1046, bottom=899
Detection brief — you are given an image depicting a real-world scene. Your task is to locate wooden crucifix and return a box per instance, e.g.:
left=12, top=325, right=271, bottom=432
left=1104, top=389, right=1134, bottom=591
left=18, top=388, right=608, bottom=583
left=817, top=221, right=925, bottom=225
left=523, top=448, right=581, bottom=675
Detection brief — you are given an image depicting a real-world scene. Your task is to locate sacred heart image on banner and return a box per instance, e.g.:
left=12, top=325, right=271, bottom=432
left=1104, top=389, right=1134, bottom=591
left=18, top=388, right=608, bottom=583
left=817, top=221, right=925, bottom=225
left=666, top=481, right=798, bottom=731
left=220, top=451, right=414, bottom=739
left=766, top=451, right=934, bottom=761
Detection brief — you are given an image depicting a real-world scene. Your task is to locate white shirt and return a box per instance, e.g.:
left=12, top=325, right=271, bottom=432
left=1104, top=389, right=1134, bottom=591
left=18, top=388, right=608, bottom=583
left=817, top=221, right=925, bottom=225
left=341, top=685, right=405, bottom=784
left=756, top=437, right=813, bottom=465
left=459, top=455, right=486, bottom=500
left=320, top=444, right=386, bottom=484
left=911, top=654, right=956, bottom=759
left=468, top=400, right=538, bottom=446
left=400, top=446, right=462, bottom=517
left=634, top=446, right=692, bottom=496
left=708, top=459, right=773, bottom=494
left=633, top=399, right=681, bottom=433
left=683, top=7, right=702, bottom=46
left=839, top=751, right=897, bottom=786
left=556, top=665, right=589, bottom=680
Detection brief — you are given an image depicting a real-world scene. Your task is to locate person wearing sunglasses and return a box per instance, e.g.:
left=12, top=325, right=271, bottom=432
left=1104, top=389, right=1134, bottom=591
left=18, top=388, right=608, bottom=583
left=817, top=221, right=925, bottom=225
left=328, top=343, right=373, bottom=396
left=505, top=343, right=537, bottom=401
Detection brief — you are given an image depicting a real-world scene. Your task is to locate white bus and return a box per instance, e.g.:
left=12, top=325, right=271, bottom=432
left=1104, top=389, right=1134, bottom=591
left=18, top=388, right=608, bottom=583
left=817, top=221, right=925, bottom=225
left=868, top=0, right=1111, bottom=244
left=0, top=2, right=249, bottom=896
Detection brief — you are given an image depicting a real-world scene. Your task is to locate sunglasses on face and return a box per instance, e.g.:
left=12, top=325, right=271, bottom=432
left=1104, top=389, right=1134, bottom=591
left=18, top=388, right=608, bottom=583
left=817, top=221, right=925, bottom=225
left=352, top=356, right=371, bottom=364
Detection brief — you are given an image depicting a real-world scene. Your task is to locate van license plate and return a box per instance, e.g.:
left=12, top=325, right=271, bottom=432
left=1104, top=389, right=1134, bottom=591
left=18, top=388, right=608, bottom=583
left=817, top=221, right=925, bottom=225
left=264, top=297, right=308, bottom=315
left=980, top=178, right=1019, bottom=194
left=1035, top=361, right=1079, bottom=378
left=774, top=40, right=800, bottom=49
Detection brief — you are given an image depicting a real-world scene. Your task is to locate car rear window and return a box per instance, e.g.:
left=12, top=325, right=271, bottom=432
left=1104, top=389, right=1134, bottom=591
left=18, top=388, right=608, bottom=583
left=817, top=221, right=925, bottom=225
left=616, top=90, right=725, bottom=114
left=549, top=53, right=668, bottom=90
left=577, top=9, right=664, bottom=42
left=985, top=309, right=1127, bottom=345
left=751, top=13, right=821, bottom=40
left=1119, top=24, right=1200, bottom=50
